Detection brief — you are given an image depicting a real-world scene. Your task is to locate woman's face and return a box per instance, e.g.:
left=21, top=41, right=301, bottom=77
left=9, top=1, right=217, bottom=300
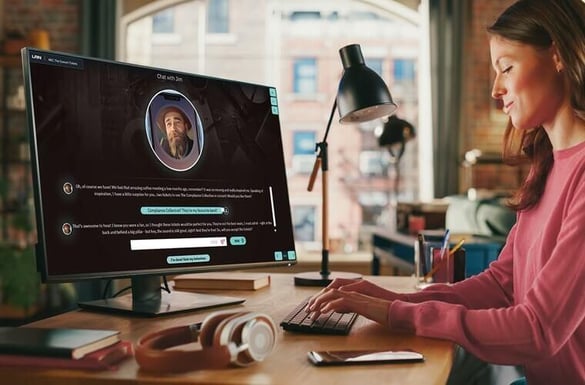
left=490, top=35, right=564, bottom=130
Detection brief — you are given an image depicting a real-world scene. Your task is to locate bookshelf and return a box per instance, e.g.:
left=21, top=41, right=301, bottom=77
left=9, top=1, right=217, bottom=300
left=0, top=54, right=33, bottom=246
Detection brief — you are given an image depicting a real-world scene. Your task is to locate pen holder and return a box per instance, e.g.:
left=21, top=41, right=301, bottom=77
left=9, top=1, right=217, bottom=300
left=415, top=244, right=465, bottom=290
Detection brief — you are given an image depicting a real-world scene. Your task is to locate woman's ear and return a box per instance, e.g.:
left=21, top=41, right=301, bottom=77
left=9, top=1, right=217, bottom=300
left=551, top=42, right=564, bottom=73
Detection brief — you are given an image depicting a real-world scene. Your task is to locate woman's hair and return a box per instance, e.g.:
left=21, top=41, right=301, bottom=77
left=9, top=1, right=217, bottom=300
left=487, top=0, right=585, bottom=211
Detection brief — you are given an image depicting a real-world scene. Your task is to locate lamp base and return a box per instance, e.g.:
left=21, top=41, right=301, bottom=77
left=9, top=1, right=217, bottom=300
left=293, top=271, right=362, bottom=287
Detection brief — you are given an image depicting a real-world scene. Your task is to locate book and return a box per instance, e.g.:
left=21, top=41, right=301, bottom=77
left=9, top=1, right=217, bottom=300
left=173, top=272, right=271, bottom=291
left=0, top=340, right=133, bottom=371
left=0, top=327, right=120, bottom=359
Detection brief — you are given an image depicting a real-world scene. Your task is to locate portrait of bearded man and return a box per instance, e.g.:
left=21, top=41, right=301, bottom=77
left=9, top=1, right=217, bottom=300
left=156, top=105, right=194, bottom=160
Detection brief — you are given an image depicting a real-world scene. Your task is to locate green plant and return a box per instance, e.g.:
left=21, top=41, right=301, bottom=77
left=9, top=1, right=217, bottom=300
left=0, top=244, right=40, bottom=308
left=12, top=210, right=33, bottom=233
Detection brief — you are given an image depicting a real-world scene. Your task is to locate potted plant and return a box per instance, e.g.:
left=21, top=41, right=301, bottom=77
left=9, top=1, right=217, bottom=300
left=0, top=242, right=40, bottom=309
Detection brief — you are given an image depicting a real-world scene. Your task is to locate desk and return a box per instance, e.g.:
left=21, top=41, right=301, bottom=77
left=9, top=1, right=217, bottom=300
left=372, top=229, right=504, bottom=276
left=0, top=273, right=453, bottom=385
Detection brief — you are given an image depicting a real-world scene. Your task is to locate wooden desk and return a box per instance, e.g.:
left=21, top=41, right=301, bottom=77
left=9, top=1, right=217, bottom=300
left=0, top=273, right=453, bottom=385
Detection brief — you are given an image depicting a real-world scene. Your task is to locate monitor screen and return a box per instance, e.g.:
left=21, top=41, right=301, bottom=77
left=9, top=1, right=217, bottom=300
left=22, top=48, right=296, bottom=315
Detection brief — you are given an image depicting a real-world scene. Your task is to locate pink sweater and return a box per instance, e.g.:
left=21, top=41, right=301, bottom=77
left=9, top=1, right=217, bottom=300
left=389, top=141, right=585, bottom=384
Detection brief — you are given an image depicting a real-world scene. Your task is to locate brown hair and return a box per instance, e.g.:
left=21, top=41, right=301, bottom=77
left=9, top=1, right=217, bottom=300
left=487, top=0, right=585, bottom=211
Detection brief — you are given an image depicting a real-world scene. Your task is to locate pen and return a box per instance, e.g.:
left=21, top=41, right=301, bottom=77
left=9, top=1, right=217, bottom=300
left=449, top=239, right=465, bottom=256
left=417, top=233, right=427, bottom=275
left=439, top=229, right=450, bottom=259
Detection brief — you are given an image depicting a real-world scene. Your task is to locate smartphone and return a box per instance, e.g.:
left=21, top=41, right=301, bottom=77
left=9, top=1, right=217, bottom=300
left=307, top=349, right=424, bottom=366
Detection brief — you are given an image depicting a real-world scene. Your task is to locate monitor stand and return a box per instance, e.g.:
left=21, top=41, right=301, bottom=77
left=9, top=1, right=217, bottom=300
left=78, top=275, right=245, bottom=316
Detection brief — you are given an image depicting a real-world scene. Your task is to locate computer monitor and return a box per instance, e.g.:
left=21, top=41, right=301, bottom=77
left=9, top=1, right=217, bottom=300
left=22, top=48, right=297, bottom=316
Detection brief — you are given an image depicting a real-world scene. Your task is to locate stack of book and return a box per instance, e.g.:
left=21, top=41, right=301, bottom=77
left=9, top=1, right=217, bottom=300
left=173, top=271, right=271, bottom=291
left=0, top=326, right=133, bottom=371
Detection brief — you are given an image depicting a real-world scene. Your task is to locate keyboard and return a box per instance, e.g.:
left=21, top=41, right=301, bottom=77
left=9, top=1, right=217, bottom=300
left=280, top=297, right=358, bottom=335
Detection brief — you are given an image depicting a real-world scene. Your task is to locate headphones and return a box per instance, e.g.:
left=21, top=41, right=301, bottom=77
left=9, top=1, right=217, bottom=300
left=135, top=310, right=277, bottom=373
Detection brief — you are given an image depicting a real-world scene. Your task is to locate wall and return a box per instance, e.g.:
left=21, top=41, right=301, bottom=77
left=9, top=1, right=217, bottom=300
left=461, top=0, right=523, bottom=193
left=3, top=0, right=80, bottom=53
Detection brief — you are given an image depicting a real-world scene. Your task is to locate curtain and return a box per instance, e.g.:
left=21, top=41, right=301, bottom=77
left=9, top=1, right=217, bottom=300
left=428, top=0, right=468, bottom=198
left=80, top=0, right=117, bottom=60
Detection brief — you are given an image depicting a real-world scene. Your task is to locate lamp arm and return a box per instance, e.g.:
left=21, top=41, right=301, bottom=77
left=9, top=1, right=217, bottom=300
left=307, top=157, right=321, bottom=191
left=321, top=155, right=330, bottom=275
left=306, top=141, right=330, bottom=275
left=322, top=98, right=337, bottom=144
left=304, top=97, right=338, bottom=277
left=308, top=97, right=336, bottom=191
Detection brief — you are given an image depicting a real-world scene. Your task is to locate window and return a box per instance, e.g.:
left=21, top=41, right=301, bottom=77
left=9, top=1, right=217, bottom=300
left=347, top=11, right=382, bottom=20
left=208, top=0, right=229, bottom=34
left=292, top=131, right=316, bottom=174
left=293, top=58, right=317, bottom=95
left=359, top=150, right=387, bottom=177
left=152, top=9, right=174, bottom=34
left=289, top=11, right=321, bottom=21
left=293, top=131, right=316, bottom=155
left=292, top=206, right=316, bottom=242
left=120, top=1, right=422, bottom=255
left=366, top=58, right=384, bottom=78
left=393, top=58, right=416, bottom=82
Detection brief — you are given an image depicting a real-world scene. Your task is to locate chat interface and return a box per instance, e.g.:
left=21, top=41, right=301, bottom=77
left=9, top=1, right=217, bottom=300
left=26, top=49, right=296, bottom=278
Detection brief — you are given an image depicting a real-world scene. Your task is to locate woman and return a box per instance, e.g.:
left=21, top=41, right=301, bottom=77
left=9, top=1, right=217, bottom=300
left=306, top=1, right=585, bottom=384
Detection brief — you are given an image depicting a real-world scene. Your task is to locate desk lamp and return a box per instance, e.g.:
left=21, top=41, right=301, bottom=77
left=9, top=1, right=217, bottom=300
left=294, top=44, right=398, bottom=286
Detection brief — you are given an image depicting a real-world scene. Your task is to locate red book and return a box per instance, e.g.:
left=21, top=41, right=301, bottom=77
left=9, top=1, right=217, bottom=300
left=0, top=340, right=133, bottom=371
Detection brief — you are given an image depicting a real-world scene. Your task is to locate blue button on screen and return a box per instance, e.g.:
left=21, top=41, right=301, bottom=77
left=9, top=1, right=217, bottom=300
left=229, top=236, right=247, bottom=246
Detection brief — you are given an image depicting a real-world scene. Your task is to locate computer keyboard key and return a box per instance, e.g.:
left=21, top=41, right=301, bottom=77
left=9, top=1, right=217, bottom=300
left=280, top=297, right=358, bottom=335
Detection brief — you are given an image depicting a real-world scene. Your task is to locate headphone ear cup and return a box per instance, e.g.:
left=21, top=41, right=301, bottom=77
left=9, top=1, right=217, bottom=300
left=241, top=314, right=277, bottom=362
left=216, top=312, right=277, bottom=366
left=199, top=311, right=247, bottom=348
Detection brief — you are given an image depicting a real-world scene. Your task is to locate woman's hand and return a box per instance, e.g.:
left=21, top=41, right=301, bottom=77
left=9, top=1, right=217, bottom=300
left=317, top=278, right=403, bottom=300
left=305, top=278, right=396, bottom=326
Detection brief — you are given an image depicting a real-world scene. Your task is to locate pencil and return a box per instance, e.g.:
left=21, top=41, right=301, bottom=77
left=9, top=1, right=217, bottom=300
left=423, top=256, right=442, bottom=282
left=449, top=239, right=465, bottom=256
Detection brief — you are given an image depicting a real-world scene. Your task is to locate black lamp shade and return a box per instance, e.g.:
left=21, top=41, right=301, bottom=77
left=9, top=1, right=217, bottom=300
left=378, top=115, right=416, bottom=147
left=336, top=44, right=398, bottom=123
